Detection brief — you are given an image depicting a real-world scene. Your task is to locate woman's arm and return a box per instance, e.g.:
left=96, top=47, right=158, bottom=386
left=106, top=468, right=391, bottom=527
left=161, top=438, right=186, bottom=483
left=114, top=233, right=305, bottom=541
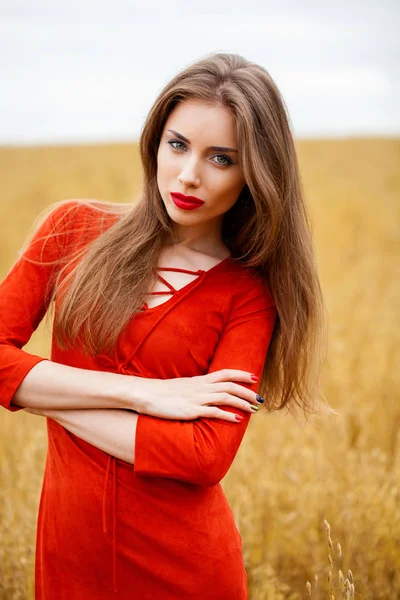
left=24, top=367, right=260, bottom=464
left=12, top=360, right=145, bottom=412
left=28, top=406, right=138, bottom=464
left=13, top=359, right=259, bottom=416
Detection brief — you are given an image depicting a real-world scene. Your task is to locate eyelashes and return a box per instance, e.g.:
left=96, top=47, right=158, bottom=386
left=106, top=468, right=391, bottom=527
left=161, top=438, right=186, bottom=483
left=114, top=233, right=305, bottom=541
left=166, top=140, right=233, bottom=167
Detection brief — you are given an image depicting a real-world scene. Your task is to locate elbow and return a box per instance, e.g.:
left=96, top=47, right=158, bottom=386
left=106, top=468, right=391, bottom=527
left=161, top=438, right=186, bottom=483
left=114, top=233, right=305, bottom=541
left=192, top=419, right=248, bottom=487
left=195, top=453, right=232, bottom=488
left=196, top=470, right=227, bottom=488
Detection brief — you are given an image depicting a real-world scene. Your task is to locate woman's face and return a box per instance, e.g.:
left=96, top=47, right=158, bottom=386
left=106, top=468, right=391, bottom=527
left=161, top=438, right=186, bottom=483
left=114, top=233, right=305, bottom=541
left=157, top=99, right=246, bottom=235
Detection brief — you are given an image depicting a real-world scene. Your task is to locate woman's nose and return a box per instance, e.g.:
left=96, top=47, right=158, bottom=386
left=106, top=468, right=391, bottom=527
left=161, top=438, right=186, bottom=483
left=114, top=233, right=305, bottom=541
left=178, top=159, right=200, bottom=188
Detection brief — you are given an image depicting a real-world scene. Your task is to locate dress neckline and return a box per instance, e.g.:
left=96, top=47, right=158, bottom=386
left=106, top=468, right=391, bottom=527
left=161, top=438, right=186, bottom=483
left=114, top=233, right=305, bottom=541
left=158, top=255, right=232, bottom=275
left=136, top=256, right=233, bottom=317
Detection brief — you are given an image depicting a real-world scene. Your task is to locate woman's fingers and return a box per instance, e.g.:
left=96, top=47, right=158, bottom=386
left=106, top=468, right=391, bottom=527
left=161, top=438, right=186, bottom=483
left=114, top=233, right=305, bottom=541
left=211, top=382, right=260, bottom=406
left=205, top=392, right=259, bottom=413
left=132, top=370, right=263, bottom=422
left=206, top=369, right=257, bottom=385
left=197, top=406, right=247, bottom=423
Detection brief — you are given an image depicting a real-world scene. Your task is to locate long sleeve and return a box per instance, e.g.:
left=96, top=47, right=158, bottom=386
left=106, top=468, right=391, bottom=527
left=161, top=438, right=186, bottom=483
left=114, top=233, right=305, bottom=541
left=0, top=201, right=77, bottom=411
left=133, top=280, right=277, bottom=487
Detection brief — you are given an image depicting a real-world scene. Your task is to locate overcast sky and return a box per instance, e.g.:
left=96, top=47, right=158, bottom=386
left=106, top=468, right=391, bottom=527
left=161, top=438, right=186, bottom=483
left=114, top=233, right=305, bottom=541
left=0, top=0, right=398, bottom=144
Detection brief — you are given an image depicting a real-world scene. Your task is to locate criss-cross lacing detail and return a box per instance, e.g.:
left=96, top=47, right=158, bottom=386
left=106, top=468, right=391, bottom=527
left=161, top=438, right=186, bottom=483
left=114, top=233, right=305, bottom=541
left=141, top=267, right=204, bottom=311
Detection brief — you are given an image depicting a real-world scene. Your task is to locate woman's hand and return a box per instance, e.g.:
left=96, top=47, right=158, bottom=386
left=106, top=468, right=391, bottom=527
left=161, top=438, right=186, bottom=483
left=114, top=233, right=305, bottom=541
left=128, top=369, right=264, bottom=423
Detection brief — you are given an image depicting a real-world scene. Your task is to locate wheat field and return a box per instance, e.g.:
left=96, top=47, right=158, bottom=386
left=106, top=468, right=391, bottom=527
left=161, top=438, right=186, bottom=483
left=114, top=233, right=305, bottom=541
left=0, top=139, right=399, bottom=599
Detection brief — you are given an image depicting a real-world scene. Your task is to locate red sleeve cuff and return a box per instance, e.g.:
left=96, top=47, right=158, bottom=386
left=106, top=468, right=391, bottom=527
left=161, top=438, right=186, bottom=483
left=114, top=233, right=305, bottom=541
left=0, top=352, right=48, bottom=411
left=133, top=413, right=204, bottom=483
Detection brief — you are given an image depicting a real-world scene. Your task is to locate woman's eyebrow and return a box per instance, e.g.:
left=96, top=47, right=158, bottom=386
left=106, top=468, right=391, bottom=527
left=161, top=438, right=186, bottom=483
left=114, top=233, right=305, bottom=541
left=166, top=129, right=238, bottom=153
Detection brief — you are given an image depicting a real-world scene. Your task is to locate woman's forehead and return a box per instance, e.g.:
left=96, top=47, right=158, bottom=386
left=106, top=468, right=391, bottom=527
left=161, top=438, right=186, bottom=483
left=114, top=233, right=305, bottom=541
left=164, top=99, right=237, bottom=146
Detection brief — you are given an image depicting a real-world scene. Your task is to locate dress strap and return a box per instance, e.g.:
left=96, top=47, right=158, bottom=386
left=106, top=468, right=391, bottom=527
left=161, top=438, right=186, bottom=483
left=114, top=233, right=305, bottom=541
left=141, top=267, right=203, bottom=309
left=153, top=273, right=176, bottom=293
left=158, top=267, right=204, bottom=275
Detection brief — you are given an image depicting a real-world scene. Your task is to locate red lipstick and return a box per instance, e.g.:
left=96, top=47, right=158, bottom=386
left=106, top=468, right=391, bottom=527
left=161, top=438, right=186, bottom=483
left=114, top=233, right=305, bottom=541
left=170, top=192, right=205, bottom=210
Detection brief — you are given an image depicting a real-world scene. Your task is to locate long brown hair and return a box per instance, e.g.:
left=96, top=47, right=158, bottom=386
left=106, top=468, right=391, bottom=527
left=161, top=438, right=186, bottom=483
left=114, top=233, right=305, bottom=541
left=21, top=52, right=331, bottom=418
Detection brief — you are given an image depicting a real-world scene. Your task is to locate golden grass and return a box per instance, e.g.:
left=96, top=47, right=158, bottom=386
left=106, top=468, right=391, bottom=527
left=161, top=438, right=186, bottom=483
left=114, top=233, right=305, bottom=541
left=0, top=138, right=399, bottom=599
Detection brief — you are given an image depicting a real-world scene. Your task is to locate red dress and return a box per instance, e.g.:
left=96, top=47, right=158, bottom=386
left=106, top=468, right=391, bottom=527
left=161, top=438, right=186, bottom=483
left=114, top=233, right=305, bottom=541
left=0, top=201, right=277, bottom=599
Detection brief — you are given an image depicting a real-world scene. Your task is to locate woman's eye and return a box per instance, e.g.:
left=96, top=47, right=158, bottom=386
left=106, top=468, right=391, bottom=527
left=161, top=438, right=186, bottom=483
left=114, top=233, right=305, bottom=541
left=167, top=140, right=232, bottom=167
left=168, top=140, right=186, bottom=151
left=212, top=155, right=231, bottom=166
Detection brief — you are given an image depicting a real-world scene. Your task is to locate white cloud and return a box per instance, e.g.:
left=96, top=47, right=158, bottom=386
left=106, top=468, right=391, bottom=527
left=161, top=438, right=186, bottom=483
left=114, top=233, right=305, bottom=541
left=0, top=1, right=398, bottom=143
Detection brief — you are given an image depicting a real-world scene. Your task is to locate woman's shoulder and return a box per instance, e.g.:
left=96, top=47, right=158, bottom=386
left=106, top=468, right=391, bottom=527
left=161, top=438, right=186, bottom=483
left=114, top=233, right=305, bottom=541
left=214, top=258, right=276, bottom=310
left=43, top=199, right=128, bottom=245
left=21, top=199, right=126, bottom=262
left=46, top=198, right=125, bottom=230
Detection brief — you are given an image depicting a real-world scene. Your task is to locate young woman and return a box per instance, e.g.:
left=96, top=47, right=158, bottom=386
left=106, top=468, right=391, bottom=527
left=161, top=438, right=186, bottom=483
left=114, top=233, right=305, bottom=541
left=0, top=52, right=328, bottom=599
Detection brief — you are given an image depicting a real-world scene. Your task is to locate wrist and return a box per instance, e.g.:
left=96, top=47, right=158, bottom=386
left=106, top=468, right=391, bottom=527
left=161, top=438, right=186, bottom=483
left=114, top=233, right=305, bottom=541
left=112, top=374, right=150, bottom=413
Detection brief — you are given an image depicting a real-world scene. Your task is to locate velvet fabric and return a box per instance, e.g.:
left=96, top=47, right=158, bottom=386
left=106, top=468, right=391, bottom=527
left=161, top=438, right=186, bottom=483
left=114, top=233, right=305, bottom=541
left=0, top=201, right=277, bottom=599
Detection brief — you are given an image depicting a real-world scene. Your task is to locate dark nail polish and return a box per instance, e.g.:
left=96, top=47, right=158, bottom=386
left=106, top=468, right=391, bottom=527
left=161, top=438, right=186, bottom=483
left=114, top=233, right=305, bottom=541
left=256, top=395, right=264, bottom=403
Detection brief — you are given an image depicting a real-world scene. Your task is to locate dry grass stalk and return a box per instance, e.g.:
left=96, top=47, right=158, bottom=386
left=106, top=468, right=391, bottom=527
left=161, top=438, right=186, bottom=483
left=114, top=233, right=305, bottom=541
left=305, top=517, right=357, bottom=599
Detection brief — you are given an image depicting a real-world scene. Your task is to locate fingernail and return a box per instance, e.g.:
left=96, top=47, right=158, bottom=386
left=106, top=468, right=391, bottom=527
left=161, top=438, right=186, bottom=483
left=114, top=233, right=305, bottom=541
left=235, top=414, right=243, bottom=421
left=251, top=405, right=260, bottom=411
left=250, top=374, right=259, bottom=381
left=256, top=395, right=264, bottom=403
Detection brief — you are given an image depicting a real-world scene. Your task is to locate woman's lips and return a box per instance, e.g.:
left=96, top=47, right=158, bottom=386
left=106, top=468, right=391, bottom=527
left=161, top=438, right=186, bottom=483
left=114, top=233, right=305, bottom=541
left=170, top=192, right=205, bottom=210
